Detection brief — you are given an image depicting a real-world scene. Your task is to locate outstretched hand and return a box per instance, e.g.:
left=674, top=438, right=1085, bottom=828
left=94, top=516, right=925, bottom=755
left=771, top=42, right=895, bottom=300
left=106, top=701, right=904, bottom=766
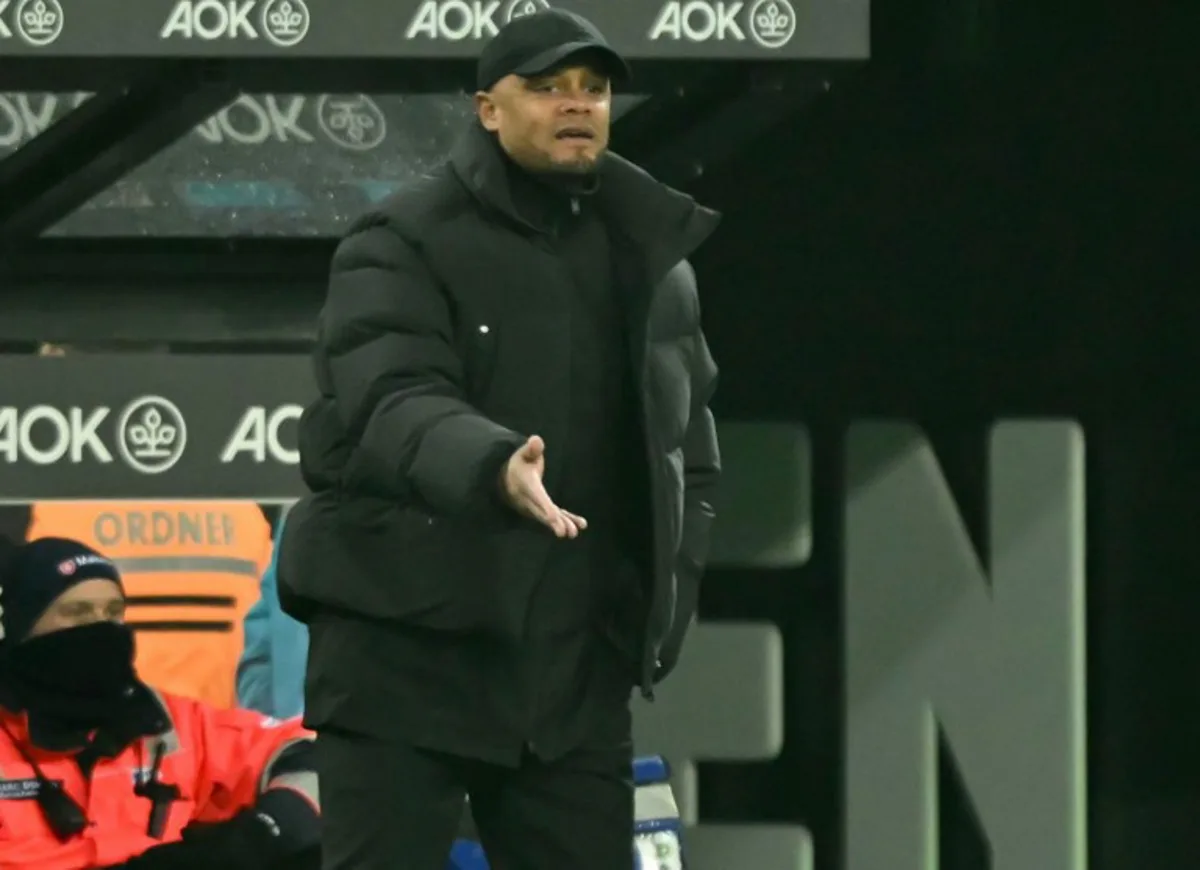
left=499, top=436, right=587, bottom=539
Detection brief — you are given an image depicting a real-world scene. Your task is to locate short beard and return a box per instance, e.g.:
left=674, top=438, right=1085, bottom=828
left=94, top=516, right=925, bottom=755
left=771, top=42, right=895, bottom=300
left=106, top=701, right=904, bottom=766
left=540, top=148, right=606, bottom=176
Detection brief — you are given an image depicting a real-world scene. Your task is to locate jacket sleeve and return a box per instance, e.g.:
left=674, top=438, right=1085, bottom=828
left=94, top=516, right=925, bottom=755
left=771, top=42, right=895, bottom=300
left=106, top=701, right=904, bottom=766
left=187, top=701, right=318, bottom=824
left=681, top=328, right=720, bottom=569
left=235, top=585, right=274, bottom=715
left=659, top=311, right=721, bottom=677
left=237, top=515, right=307, bottom=719
left=320, top=216, right=527, bottom=514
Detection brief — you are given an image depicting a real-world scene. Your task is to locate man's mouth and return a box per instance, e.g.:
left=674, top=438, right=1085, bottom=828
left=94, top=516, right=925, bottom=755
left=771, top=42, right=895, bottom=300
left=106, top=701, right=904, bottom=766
left=555, top=128, right=595, bottom=142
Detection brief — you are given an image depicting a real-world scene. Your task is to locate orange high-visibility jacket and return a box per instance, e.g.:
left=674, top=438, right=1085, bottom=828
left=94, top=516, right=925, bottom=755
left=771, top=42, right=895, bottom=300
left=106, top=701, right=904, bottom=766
left=28, top=503, right=273, bottom=708
left=0, top=692, right=314, bottom=870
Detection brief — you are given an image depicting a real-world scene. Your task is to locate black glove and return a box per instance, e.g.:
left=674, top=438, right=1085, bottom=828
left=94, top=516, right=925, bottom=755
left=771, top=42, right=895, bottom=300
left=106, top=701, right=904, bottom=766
left=90, top=835, right=227, bottom=870
left=93, top=808, right=284, bottom=870
left=178, top=808, right=286, bottom=870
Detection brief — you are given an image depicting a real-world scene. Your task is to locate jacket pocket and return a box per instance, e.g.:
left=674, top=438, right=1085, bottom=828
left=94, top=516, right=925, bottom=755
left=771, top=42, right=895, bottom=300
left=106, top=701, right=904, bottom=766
left=594, top=559, right=650, bottom=684
left=278, top=493, right=490, bottom=632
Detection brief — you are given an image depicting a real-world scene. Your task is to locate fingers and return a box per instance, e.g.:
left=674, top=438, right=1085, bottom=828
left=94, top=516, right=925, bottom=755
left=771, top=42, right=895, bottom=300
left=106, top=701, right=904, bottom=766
left=543, top=508, right=587, bottom=540
left=561, top=511, right=588, bottom=532
left=522, top=480, right=567, bottom=537
left=521, top=435, right=546, bottom=461
left=551, top=514, right=574, bottom=539
left=553, top=512, right=582, bottom=540
left=509, top=452, right=585, bottom=539
left=522, top=487, right=586, bottom=539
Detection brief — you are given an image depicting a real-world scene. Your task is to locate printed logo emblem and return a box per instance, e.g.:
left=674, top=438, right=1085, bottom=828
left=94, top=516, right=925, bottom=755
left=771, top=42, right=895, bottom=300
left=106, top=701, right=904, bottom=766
left=504, top=0, right=548, bottom=21
left=56, top=554, right=110, bottom=576
left=261, top=0, right=309, bottom=46
left=117, top=397, right=188, bottom=475
left=316, top=95, right=387, bottom=151
left=747, top=0, right=795, bottom=48
left=57, top=555, right=111, bottom=576
left=14, top=0, right=63, bottom=46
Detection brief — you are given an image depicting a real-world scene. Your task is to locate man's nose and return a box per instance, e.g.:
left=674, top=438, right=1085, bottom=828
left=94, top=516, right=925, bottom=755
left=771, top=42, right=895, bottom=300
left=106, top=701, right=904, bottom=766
left=559, top=95, right=591, bottom=114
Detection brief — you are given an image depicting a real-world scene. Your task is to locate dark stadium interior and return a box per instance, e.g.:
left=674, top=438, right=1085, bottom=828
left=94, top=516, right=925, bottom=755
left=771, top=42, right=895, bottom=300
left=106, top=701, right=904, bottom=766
left=1, top=0, right=1197, bottom=866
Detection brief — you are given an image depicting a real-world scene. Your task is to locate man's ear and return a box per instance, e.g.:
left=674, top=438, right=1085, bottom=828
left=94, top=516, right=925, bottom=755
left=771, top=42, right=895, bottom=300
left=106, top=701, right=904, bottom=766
left=474, top=91, right=501, bottom=132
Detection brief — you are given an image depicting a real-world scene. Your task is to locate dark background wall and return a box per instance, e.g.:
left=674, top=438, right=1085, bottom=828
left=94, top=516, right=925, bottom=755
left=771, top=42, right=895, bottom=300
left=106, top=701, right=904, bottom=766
left=680, top=2, right=1199, bottom=867
left=2, top=1, right=1193, bottom=865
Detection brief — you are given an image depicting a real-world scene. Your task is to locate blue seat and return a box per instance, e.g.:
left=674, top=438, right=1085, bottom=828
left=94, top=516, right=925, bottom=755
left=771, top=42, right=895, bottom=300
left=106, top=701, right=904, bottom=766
left=447, top=755, right=685, bottom=869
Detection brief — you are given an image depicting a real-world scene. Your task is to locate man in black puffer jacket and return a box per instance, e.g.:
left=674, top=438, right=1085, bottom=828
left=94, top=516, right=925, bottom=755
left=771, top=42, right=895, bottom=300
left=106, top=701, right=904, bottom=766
left=278, top=9, right=720, bottom=869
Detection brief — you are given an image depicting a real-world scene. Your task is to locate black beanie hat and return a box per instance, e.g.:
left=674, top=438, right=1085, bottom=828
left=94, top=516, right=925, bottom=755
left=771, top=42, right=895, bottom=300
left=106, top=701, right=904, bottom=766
left=0, top=537, right=124, bottom=645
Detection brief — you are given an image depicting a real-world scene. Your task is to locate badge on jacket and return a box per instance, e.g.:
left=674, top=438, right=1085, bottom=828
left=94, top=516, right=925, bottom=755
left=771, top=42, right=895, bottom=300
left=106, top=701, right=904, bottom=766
left=0, top=778, right=57, bottom=800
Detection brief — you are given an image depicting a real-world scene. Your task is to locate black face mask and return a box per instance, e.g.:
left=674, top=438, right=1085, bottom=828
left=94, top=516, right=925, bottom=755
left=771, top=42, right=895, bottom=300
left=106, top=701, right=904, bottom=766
left=0, top=622, right=149, bottom=747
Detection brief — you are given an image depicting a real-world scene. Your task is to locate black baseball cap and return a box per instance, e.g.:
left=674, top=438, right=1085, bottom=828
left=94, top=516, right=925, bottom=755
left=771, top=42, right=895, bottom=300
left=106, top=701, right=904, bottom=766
left=476, top=9, right=631, bottom=91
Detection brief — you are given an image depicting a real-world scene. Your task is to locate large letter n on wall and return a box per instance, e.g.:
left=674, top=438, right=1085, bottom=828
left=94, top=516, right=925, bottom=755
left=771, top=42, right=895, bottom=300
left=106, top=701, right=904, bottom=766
left=844, top=421, right=1086, bottom=870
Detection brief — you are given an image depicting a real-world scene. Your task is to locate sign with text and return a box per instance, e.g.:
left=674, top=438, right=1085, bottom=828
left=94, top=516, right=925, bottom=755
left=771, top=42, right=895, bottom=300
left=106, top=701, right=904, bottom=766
left=1, top=90, right=467, bottom=236
left=0, top=91, right=648, bottom=236
left=0, top=355, right=315, bottom=500
left=0, top=0, right=867, bottom=60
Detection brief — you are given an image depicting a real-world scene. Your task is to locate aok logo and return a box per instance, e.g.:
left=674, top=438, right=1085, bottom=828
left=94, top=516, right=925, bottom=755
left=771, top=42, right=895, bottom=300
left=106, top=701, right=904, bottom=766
left=219, top=404, right=303, bottom=464
left=0, top=0, right=65, bottom=47
left=160, top=0, right=310, bottom=47
left=0, top=396, right=188, bottom=474
left=405, top=0, right=550, bottom=41
left=648, top=0, right=796, bottom=49
left=316, top=95, right=387, bottom=151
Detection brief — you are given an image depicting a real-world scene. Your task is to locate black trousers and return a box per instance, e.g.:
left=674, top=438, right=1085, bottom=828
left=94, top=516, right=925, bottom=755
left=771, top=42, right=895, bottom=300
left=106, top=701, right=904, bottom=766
left=315, top=729, right=636, bottom=870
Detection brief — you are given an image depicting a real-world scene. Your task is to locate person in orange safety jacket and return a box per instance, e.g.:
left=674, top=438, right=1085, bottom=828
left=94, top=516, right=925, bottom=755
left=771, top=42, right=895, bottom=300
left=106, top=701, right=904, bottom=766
left=0, top=536, right=321, bottom=870
left=26, top=501, right=274, bottom=709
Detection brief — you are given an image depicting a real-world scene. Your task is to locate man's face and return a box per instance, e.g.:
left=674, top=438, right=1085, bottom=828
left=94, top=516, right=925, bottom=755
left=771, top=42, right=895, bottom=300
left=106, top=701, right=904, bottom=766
left=27, top=579, right=125, bottom=639
left=476, top=61, right=612, bottom=174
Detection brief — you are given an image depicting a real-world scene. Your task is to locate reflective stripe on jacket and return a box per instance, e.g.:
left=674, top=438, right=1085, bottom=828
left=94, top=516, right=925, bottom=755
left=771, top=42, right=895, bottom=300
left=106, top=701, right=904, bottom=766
left=0, top=690, right=313, bottom=870
left=237, top=512, right=309, bottom=719
left=28, top=502, right=273, bottom=708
